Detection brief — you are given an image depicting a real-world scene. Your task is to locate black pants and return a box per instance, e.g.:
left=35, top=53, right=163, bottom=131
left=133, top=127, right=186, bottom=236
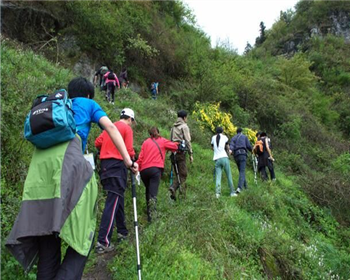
left=37, top=234, right=91, bottom=280
left=107, top=83, right=116, bottom=102
left=140, top=167, right=162, bottom=221
left=170, top=153, right=187, bottom=194
left=97, top=191, right=128, bottom=246
left=259, top=159, right=275, bottom=181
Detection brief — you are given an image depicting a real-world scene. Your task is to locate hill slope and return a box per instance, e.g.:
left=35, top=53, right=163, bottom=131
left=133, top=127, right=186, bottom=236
left=1, top=41, right=350, bottom=280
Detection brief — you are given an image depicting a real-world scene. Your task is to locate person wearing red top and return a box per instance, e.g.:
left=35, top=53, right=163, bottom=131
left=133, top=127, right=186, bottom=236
left=103, top=70, right=120, bottom=104
left=95, top=108, right=136, bottom=254
left=137, top=127, right=179, bottom=222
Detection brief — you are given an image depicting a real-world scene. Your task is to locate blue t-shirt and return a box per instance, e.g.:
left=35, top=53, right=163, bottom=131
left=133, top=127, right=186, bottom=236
left=72, top=98, right=107, bottom=152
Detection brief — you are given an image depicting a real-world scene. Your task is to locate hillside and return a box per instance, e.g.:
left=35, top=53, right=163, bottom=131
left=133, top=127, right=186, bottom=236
left=1, top=0, right=350, bottom=279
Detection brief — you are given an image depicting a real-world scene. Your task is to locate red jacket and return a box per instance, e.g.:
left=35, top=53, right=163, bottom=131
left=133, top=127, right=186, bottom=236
left=95, top=121, right=135, bottom=160
left=137, top=137, right=178, bottom=171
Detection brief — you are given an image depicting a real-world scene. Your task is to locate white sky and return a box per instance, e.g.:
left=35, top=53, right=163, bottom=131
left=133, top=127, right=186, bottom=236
left=182, top=0, right=299, bottom=54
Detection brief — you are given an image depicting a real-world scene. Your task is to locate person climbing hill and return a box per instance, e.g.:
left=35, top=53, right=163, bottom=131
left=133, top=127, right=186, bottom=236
left=104, top=70, right=120, bottom=104
left=6, top=77, right=138, bottom=280
left=137, top=126, right=179, bottom=222
left=211, top=127, right=237, bottom=198
left=229, top=128, right=252, bottom=193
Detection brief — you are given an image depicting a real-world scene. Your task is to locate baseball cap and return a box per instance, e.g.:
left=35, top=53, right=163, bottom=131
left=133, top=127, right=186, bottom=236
left=121, top=108, right=135, bottom=121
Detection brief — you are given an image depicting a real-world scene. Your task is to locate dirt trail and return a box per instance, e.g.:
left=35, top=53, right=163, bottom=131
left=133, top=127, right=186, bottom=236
left=82, top=251, right=117, bottom=280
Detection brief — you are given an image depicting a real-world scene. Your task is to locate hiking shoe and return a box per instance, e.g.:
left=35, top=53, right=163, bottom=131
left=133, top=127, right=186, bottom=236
left=95, top=242, right=114, bottom=254
left=169, top=187, right=176, bottom=200
left=236, top=188, right=241, bottom=194
left=112, top=102, right=115, bottom=105
left=117, top=233, right=127, bottom=243
left=216, top=193, right=220, bottom=198
left=230, top=193, right=238, bottom=197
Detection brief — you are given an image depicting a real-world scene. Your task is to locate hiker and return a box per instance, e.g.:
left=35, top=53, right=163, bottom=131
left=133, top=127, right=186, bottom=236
left=169, top=110, right=193, bottom=200
left=104, top=70, right=120, bottom=104
left=95, top=108, right=136, bottom=253
left=137, top=127, right=179, bottom=222
left=211, top=127, right=237, bottom=198
left=119, top=68, right=129, bottom=88
left=256, top=132, right=275, bottom=181
left=6, top=77, right=138, bottom=280
left=229, top=128, right=252, bottom=193
left=150, top=82, right=159, bottom=100
left=94, top=65, right=109, bottom=90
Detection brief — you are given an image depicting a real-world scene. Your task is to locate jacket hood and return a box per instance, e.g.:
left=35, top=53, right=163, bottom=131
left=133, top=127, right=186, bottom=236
left=174, top=117, right=185, bottom=127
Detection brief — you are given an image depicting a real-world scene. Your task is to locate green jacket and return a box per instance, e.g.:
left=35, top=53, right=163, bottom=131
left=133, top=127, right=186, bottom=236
left=6, top=137, right=98, bottom=272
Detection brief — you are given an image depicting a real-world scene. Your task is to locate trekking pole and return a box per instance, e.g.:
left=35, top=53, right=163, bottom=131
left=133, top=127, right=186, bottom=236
left=170, top=164, right=173, bottom=186
left=130, top=171, right=142, bottom=280
left=252, top=154, right=258, bottom=186
left=173, top=153, right=182, bottom=201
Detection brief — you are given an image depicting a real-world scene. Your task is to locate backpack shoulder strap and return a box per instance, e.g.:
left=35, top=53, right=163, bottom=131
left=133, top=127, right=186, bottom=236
left=151, top=138, right=163, bottom=160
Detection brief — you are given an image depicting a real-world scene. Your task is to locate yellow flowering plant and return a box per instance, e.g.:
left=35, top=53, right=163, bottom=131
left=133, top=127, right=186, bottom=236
left=192, top=102, right=257, bottom=144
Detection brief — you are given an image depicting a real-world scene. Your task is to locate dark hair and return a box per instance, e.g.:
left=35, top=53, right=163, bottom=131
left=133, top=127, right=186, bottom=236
left=260, top=132, right=267, bottom=137
left=216, top=127, right=223, bottom=134
left=177, top=110, right=188, bottom=119
left=237, top=127, right=243, bottom=133
left=149, top=127, right=160, bottom=138
left=120, top=115, right=132, bottom=120
left=68, top=77, right=95, bottom=99
left=256, top=131, right=261, bottom=137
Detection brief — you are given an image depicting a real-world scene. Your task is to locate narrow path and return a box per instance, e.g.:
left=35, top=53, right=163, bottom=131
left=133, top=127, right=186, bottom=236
left=83, top=251, right=117, bottom=280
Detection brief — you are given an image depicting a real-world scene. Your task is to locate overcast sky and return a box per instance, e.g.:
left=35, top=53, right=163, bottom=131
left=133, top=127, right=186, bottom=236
left=182, top=0, right=300, bottom=54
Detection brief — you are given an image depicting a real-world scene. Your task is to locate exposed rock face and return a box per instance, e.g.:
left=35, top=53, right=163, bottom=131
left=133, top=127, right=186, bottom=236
left=72, top=53, right=96, bottom=82
left=330, top=12, right=350, bottom=42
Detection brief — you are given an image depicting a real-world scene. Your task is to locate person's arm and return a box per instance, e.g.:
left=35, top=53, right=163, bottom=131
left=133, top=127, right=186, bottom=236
left=115, top=75, right=120, bottom=89
left=95, top=131, right=104, bottom=150
left=124, top=126, right=136, bottom=159
left=246, top=136, right=252, bottom=152
left=183, top=126, right=193, bottom=163
left=99, top=116, right=138, bottom=172
left=265, top=138, right=274, bottom=160
left=163, top=138, right=179, bottom=152
left=136, top=142, right=145, bottom=171
left=229, top=137, right=235, bottom=154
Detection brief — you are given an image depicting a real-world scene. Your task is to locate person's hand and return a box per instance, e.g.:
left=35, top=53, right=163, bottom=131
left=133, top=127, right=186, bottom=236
left=131, top=162, right=139, bottom=173
left=229, top=149, right=232, bottom=155
left=269, top=157, right=275, bottom=162
left=189, top=155, right=193, bottom=163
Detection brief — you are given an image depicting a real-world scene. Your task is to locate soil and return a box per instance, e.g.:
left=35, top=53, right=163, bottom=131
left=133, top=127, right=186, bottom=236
left=82, top=251, right=117, bottom=280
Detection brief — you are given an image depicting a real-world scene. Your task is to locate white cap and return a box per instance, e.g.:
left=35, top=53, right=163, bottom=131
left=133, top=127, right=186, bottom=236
left=121, top=108, right=135, bottom=121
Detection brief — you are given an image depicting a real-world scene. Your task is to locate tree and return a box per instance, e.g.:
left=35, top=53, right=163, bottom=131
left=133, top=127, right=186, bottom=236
left=244, top=42, right=253, bottom=55
left=255, top=21, right=266, bottom=46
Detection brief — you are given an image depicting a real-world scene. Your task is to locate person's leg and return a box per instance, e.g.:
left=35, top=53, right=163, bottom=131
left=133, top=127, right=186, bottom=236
left=115, top=194, right=128, bottom=236
left=107, top=83, right=112, bottom=102
left=215, top=159, right=223, bottom=196
left=177, top=154, right=188, bottom=196
left=97, top=191, right=120, bottom=247
left=259, top=166, right=268, bottom=181
left=146, top=168, right=162, bottom=221
left=241, top=156, right=247, bottom=189
left=55, top=244, right=92, bottom=280
left=267, top=159, right=276, bottom=180
left=236, top=155, right=246, bottom=190
left=37, top=234, right=61, bottom=280
left=223, top=157, right=235, bottom=194
left=111, top=84, right=115, bottom=103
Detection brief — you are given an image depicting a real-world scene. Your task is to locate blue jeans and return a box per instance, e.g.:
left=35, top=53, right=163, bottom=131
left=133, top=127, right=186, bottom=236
left=234, top=154, right=247, bottom=189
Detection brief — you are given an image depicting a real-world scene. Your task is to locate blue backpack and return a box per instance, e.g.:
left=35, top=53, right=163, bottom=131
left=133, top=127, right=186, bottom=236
left=24, top=89, right=76, bottom=149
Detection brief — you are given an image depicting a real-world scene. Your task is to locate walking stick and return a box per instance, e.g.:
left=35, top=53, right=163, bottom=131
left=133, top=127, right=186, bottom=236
left=170, top=163, right=173, bottom=186
left=173, top=152, right=183, bottom=201
left=252, top=154, right=258, bottom=186
left=130, top=171, right=142, bottom=280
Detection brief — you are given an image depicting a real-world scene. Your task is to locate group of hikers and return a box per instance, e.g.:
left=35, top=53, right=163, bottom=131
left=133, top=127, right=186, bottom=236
left=212, top=127, right=276, bottom=198
left=94, top=66, right=129, bottom=104
left=94, top=65, right=160, bottom=102
left=5, top=74, right=275, bottom=279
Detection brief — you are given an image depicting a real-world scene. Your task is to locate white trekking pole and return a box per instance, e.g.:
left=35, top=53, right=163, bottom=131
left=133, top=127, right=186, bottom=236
left=252, top=154, right=258, bottom=186
left=130, top=171, right=142, bottom=280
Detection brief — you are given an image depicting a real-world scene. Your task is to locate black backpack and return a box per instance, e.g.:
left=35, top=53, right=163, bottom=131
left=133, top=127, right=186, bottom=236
left=107, top=71, right=115, bottom=80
